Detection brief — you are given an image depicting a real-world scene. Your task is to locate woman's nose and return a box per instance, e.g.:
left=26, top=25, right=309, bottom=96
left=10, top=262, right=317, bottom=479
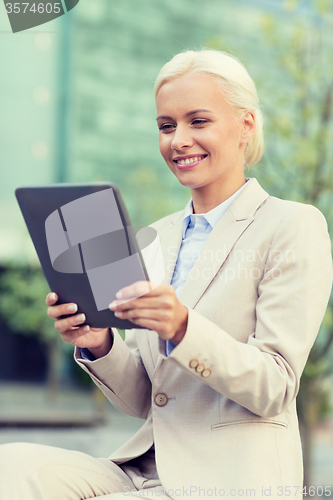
left=171, top=125, right=193, bottom=150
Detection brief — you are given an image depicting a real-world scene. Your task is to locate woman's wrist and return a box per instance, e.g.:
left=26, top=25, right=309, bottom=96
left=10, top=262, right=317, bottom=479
left=172, top=306, right=188, bottom=345
left=88, top=328, right=113, bottom=359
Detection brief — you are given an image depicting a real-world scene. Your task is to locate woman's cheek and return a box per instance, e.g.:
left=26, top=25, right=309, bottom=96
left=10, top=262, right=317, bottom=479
left=159, top=138, right=171, bottom=162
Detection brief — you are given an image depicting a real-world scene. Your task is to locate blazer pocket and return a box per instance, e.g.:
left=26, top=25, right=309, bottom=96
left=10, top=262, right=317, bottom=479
left=211, top=419, right=287, bottom=431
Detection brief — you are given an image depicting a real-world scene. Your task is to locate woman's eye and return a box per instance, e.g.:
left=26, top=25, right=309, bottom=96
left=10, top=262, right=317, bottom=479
left=158, top=123, right=175, bottom=132
left=192, top=119, right=207, bottom=126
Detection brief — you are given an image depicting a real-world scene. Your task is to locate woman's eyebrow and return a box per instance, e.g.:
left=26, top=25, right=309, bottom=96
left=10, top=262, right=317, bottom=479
left=156, top=109, right=212, bottom=121
left=185, top=109, right=212, bottom=117
left=156, top=115, right=173, bottom=121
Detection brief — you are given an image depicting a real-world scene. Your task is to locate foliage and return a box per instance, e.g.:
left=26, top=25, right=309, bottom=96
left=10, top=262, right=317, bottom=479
left=258, top=7, right=333, bottom=211
left=0, top=264, right=57, bottom=343
left=0, top=264, right=74, bottom=389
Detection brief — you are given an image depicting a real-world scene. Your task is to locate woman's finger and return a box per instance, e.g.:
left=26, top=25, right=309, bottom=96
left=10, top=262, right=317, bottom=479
left=115, top=281, right=160, bottom=301
left=116, top=307, right=183, bottom=341
left=47, top=302, right=78, bottom=319
left=109, top=295, right=172, bottom=313
left=45, top=292, right=58, bottom=306
left=114, top=307, right=167, bottom=320
left=54, top=313, right=86, bottom=334
left=60, top=325, right=92, bottom=345
left=110, top=283, right=174, bottom=310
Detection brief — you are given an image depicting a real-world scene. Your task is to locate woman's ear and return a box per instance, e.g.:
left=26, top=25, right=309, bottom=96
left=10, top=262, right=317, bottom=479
left=241, top=111, right=255, bottom=144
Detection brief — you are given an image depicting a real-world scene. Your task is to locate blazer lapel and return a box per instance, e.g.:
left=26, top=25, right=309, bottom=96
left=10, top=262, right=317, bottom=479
left=159, top=212, right=184, bottom=286
left=176, top=178, right=269, bottom=309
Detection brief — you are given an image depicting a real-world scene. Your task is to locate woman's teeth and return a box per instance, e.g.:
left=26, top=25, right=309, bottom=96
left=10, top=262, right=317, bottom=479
left=176, top=156, right=205, bottom=165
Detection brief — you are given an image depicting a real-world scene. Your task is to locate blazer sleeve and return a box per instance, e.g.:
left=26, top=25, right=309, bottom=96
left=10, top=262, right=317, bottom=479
left=169, top=204, right=333, bottom=418
left=74, top=328, right=152, bottom=419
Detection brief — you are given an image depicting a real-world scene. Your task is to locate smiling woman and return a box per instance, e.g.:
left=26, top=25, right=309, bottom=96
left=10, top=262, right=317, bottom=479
left=0, top=49, right=332, bottom=500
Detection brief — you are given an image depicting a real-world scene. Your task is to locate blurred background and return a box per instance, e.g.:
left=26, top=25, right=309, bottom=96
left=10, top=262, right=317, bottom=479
left=0, top=0, right=332, bottom=494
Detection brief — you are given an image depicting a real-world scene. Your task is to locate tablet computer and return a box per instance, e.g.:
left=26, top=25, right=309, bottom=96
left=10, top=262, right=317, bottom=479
left=15, top=183, right=153, bottom=329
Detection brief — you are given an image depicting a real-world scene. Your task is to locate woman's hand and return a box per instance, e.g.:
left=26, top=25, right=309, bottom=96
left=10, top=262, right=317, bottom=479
left=109, top=281, right=188, bottom=345
left=46, top=293, right=112, bottom=359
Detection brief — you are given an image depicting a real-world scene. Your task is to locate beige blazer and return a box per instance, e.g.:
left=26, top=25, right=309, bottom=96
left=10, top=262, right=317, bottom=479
left=76, top=178, right=332, bottom=499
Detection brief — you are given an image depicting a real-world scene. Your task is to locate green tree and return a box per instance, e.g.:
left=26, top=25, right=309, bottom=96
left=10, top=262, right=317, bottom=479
left=0, top=264, right=70, bottom=392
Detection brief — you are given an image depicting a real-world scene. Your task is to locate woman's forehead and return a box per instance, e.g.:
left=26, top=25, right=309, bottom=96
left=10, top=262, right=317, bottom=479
left=156, top=73, right=227, bottom=114
left=157, top=72, right=218, bottom=96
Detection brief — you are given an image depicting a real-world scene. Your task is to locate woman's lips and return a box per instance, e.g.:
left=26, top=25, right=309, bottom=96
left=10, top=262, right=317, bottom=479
left=173, top=155, right=207, bottom=170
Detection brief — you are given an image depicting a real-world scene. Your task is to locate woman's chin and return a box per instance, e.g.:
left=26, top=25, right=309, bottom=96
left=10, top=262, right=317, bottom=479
left=173, top=172, right=201, bottom=189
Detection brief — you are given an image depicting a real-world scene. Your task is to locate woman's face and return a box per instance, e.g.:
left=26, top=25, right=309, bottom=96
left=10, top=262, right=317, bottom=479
left=156, top=72, right=253, bottom=203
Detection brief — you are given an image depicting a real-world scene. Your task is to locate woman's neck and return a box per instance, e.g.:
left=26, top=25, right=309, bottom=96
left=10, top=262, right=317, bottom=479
left=191, top=178, right=246, bottom=214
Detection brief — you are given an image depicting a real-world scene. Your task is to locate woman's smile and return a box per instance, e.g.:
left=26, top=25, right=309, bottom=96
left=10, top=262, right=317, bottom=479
left=173, top=154, right=208, bottom=169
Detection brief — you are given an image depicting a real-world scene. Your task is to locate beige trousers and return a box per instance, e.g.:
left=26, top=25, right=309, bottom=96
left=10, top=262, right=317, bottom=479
left=0, top=442, right=169, bottom=500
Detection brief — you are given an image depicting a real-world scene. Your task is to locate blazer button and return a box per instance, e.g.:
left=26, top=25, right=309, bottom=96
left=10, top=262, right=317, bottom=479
left=154, top=393, right=168, bottom=407
left=196, top=363, right=205, bottom=373
left=202, top=368, right=211, bottom=378
left=189, top=359, right=199, bottom=369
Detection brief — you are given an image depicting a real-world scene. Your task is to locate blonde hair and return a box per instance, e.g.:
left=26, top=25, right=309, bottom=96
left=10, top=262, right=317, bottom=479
left=154, top=49, right=264, bottom=167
